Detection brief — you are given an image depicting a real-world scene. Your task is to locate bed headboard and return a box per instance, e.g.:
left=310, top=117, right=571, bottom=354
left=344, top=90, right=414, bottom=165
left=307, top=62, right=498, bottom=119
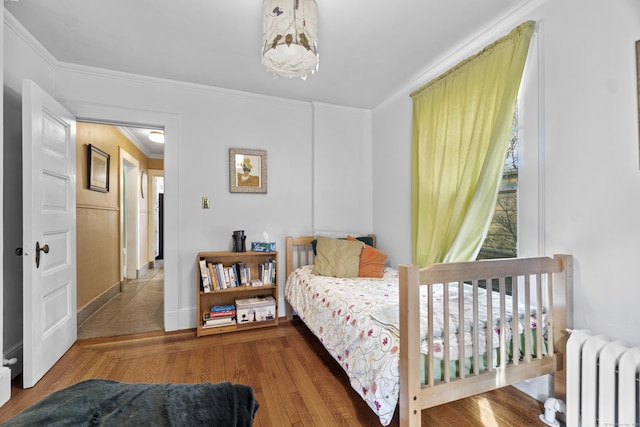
left=285, top=236, right=315, bottom=280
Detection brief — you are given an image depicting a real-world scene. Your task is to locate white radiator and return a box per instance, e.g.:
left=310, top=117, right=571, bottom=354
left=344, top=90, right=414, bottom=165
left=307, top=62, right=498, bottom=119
left=566, top=329, right=640, bottom=427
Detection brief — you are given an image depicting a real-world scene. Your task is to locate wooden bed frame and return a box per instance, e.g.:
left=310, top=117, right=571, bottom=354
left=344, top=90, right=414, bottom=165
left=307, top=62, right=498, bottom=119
left=284, top=236, right=573, bottom=427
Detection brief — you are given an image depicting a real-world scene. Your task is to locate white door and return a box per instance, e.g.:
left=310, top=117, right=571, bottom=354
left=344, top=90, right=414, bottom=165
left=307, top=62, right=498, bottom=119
left=22, top=79, right=77, bottom=388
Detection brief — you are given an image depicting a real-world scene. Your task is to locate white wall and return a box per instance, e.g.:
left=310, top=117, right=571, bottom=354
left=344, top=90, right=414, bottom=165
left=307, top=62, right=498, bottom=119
left=539, top=0, right=640, bottom=344
left=2, top=14, right=60, bottom=387
left=0, top=2, right=10, bottom=408
left=312, top=102, right=373, bottom=234
left=372, top=0, right=640, bottom=349
left=2, top=10, right=373, bottom=343
left=372, top=96, right=413, bottom=267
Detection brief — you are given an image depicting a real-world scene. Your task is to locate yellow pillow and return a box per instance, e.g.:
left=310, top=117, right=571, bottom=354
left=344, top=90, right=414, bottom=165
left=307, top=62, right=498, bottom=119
left=312, top=236, right=363, bottom=278
left=347, top=235, right=387, bottom=278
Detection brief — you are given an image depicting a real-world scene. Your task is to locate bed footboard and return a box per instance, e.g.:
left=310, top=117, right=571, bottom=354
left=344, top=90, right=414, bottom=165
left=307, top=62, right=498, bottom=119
left=399, top=255, right=573, bottom=427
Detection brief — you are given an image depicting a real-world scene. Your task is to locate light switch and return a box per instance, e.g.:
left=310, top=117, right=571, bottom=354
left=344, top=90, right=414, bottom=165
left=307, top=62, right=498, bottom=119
left=202, top=197, right=210, bottom=209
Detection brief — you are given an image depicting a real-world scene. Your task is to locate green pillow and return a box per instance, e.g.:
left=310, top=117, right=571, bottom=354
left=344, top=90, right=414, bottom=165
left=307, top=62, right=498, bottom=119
left=312, top=236, right=363, bottom=278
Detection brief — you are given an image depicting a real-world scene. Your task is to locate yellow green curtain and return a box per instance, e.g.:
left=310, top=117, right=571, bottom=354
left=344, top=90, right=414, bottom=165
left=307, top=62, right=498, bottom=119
left=411, top=21, right=535, bottom=267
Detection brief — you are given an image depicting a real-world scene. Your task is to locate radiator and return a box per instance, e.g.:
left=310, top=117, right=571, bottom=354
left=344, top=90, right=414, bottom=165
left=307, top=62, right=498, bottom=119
left=566, top=329, right=640, bottom=427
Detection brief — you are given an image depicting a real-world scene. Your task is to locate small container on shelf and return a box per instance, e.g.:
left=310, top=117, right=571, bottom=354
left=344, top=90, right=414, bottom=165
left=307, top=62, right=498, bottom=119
left=251, top=242, right=276, bottom=252
left=235, top=296, right=276, bottom=324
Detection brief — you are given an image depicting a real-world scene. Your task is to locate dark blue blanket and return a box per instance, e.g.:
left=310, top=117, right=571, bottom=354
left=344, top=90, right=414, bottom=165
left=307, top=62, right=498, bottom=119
left=2, top=379, right=258, bottom=426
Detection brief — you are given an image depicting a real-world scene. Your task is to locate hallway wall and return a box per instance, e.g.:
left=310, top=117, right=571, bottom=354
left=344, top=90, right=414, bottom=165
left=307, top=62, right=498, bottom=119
left=76, top=122, right=156, bottom=314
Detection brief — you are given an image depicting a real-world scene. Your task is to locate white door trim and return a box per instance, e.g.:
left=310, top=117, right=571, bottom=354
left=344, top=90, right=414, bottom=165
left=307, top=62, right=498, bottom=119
left=120, top=148, right=139, bottom=280
left=61, top=102, right=182, bottom=331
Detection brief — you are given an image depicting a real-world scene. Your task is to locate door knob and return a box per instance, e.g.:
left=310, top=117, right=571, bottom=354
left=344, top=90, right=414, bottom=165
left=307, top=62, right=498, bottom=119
left=35, top=242, right=49, bottom=268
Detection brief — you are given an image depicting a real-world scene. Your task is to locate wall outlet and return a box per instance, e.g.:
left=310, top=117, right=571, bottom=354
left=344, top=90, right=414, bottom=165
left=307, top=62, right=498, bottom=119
left=202, top=197, right=210, bottom=209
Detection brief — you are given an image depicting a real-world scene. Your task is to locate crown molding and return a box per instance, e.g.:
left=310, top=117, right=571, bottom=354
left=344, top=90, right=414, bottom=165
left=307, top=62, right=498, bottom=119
left=4, top=9, right=312, bottom=109
left=4, top=9, right=58, bottom=68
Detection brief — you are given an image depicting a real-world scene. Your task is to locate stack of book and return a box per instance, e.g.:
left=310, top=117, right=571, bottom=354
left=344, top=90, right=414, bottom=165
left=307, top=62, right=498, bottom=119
left=258, top=260, right=276, bottom=285
left=199, top=260, right=252, bottom=292
left=202, top=304, right=236, bottom=328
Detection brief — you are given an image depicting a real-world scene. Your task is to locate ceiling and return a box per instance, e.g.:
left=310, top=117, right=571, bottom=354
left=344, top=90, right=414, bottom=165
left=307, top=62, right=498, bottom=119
left=114, top=125, right=165, bottom=159
left=5, top=0, right=533, bottom=156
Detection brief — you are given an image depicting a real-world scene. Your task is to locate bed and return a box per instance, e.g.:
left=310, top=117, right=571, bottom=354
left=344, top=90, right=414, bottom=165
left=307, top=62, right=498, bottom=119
left=284, top=235, right=573, bottom=427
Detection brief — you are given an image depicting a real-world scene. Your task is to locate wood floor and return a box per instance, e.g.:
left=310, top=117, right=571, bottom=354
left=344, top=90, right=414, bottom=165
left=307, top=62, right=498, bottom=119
left=0, top=319, right=546, bottom=426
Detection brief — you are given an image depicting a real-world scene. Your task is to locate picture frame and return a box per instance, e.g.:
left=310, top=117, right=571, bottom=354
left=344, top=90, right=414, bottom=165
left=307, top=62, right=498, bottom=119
left=229, top=148, right=267, bottom=193
left=88, top=144, right=110, bottom=192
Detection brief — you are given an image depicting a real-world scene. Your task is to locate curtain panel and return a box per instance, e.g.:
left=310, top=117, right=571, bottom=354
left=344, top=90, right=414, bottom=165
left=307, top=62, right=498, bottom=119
left=410, top=21, right=535, bottom=267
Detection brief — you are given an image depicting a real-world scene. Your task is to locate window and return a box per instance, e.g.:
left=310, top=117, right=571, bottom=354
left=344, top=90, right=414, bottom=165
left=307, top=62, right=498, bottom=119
left=477, top=106, right=519, bottom=260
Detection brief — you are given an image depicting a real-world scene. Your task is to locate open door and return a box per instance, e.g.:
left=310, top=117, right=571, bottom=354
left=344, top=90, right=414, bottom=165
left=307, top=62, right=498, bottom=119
left=22, top=79, right=77, bottom=388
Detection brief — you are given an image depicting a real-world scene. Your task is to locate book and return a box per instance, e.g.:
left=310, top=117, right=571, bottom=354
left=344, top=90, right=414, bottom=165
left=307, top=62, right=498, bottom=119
left=270, top=260, right=276, bottom=284
left=208, top=309, right=236, bottom=318
left=227, top=266, right=237, bottom=288
left=199, top=259, right=212, bottom=292
left=223, top=267, right=231, bottom=288
left=203, top=312, right=236, bottom=326
left=210, top=304, right=236, bottom=312
left=259, top=260, right=276, bottom=285
left=202, top=317, right=235, bottom=328
left=238, top=263, right=248, bottom=286
left=207, top=262, right=219, bottom=291
left=215, top=263, right=225, bottom=289
left=250, top=279, right=263, bottom=287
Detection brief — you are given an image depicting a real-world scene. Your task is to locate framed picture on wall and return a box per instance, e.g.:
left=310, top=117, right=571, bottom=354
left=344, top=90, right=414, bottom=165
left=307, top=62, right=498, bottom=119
left=88, top=144, right=110, bottom=192
left=229, top=148, right=267, bottom=193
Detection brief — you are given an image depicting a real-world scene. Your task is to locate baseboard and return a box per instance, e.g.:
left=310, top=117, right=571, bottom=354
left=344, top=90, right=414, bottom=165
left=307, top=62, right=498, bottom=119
left=136, top=263, right=150, bottom=278
left=77, top=281, right=121, bottom=325
left=3, top=342, right=22, bottom=380
left=0, top=367, right=11, bottom=407
left=176, top=308, right=195, bottom=331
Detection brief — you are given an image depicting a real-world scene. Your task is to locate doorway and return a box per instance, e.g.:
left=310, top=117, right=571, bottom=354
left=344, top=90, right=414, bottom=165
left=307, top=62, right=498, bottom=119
left=76, top=122, right=165, bottom=339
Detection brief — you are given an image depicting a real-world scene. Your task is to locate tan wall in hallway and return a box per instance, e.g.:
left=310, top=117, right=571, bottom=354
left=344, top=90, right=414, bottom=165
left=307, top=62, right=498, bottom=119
left=149, top=158, right=163, bottom=169
left=76, top=122, right=157, bottom=312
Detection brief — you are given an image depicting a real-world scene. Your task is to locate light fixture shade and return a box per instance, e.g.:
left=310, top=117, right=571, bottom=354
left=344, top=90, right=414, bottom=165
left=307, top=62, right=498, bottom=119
left=148, top=131, right=165, bottom=143
left=262, top=0, right=318, bottom=79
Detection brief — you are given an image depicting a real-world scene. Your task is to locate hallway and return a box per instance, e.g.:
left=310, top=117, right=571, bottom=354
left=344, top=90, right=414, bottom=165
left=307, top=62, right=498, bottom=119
left=78, top=261, right=164, bottom=339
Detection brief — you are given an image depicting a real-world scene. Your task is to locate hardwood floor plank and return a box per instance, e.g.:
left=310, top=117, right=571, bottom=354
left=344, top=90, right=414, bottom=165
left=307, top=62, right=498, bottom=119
left=257, top=371, right=281, bottom=427
left=0, top=320, right=545, bottom=426
left=224, top=342, right=253, bottom=385
left=167, top=350, right=191, bottom=383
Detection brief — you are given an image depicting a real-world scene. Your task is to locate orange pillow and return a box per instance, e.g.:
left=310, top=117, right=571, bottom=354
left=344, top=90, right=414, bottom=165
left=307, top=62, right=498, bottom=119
left=347, top=235, right=387, bottom=278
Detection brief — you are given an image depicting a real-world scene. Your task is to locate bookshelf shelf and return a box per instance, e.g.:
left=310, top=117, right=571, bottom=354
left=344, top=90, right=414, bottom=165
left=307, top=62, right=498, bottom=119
left=196, top=251, right=278, bottom=337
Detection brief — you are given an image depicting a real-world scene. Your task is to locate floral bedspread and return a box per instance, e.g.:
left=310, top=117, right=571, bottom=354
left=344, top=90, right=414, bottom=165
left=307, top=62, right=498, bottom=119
left=284, top=265, right=546, bottom=426
left=285, top=265, right=401, bottom=425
